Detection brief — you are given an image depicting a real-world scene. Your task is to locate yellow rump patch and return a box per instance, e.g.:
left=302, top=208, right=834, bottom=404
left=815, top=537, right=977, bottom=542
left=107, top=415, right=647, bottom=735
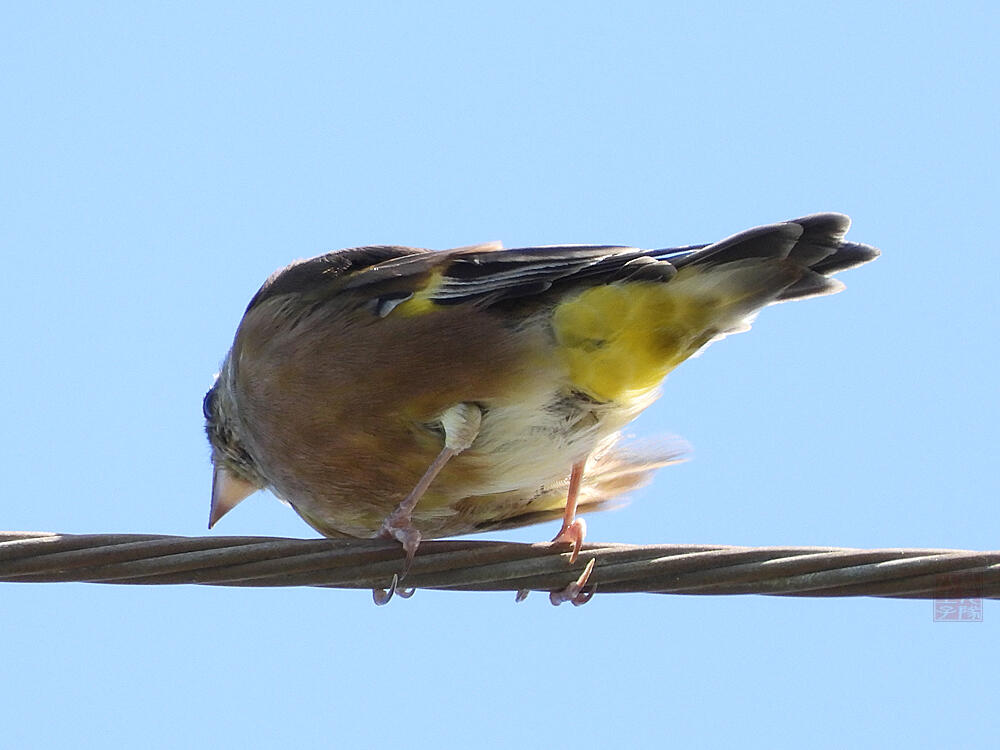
left=552, top=280, right=718, bottom=403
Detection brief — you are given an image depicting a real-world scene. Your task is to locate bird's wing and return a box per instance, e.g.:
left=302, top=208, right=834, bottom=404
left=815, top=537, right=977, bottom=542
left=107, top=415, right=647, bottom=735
left=244, top=245, right=432, bottom=314
left=340, top=243, right=693, bottom=308
left=245, top=213, right=878, bottom=314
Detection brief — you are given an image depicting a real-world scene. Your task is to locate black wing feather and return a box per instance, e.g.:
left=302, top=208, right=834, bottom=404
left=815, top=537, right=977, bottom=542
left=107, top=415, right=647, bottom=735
left=243, top=213, right=878, bottom=314
left=246, top=245, right=429, bottom=313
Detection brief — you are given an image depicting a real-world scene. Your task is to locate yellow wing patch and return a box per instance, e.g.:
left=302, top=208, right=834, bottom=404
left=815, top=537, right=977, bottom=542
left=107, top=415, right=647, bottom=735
left=553, top=280, right=719, bottom=402
left=391, top=269, right=444, bottom=317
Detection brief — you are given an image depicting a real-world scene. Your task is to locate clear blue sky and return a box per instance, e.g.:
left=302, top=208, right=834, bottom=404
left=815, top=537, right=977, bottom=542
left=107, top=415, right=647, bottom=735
left=2, top=3, right=997, bottom=747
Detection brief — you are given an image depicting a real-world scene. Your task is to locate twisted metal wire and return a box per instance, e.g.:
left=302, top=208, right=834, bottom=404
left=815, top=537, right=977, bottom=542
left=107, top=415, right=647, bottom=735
left=2, top=531, right=996, bottom=599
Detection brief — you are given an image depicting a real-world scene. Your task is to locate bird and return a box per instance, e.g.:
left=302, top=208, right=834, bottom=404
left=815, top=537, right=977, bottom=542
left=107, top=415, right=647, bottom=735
left=203, top=213, right=878, bottom=603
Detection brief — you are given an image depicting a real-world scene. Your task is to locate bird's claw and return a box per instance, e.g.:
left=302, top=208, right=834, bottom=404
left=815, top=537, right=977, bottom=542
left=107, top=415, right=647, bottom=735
left=549, top=558, right=597, bottom=607
left=373, top=573, right=400, bottom=606
left=373, top=573, right=416, bottom=605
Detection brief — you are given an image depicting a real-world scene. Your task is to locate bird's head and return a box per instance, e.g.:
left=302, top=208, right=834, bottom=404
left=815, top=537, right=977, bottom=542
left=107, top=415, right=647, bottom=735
left=203, top=361, right=266, bottom=527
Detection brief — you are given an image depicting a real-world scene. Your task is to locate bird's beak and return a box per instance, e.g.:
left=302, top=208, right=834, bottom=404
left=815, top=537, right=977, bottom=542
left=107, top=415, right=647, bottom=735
left=209, top=466, right=258, bottom=528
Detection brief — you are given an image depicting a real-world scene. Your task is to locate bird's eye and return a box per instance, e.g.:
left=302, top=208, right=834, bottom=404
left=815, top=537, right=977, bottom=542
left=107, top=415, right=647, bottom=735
left=203, top=389, right=216, bottom=420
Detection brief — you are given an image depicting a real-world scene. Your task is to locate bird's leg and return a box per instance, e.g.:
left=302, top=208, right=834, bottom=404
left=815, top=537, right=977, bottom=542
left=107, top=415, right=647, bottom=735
left=378, top=402, right=482, bottom=570
left=378, top=447, right=456, bottom=565
left=551, top=460, right=587, bottom=563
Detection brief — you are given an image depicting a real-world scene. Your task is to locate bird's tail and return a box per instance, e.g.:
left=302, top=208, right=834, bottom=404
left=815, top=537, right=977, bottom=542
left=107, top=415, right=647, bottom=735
left=668, top=212, right=880, bottom=304
left=665, top=212, right=880, bottom=350
left=552, top=213, right=879, bottom=403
